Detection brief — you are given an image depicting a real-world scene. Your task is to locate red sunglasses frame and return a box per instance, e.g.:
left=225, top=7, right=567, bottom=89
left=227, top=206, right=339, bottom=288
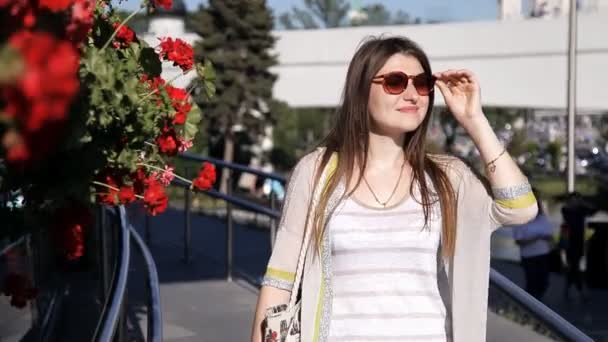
left=372, top=71, right=435, bottom=96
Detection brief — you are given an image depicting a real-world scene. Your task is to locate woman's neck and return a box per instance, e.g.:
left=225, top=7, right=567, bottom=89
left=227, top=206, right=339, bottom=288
left=365, top=131, right=406, bottom=170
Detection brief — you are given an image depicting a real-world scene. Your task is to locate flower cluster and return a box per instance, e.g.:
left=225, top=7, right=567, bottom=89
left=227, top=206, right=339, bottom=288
left=159, top=37, right=194, bottom=71
left=0, top=0, right=217, bottom=289
left=2, top=31, right=80, bottom=164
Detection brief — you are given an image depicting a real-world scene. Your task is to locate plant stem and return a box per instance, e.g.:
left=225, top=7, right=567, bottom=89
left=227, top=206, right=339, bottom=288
left=137, top=163, right=192, bottom=184
left=100, top=4, right=145, bottom=52
left=92, top=181, right=144, bottom=199
left=138, top=71, right=187, bottom=104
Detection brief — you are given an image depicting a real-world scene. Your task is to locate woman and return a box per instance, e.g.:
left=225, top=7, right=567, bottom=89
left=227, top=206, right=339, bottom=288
left=251, top=36, right=537, bottom=342
left=512, top=190, right=554, bottom=300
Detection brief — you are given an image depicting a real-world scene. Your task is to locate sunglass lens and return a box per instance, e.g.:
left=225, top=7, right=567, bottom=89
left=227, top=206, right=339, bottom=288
left=413, top=74, right=433, bottom=96
left=383, top=73, right=407, bottom=94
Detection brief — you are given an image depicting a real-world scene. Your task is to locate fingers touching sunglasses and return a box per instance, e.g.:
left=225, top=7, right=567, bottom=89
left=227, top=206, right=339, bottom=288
left=372, top=72, right=435, bottom=96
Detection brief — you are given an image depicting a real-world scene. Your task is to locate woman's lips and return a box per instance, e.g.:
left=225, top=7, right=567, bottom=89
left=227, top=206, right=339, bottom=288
left=397, top=106, right=419, bottom=113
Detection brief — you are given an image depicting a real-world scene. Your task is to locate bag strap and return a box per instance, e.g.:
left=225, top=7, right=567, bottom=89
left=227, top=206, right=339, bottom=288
left=287, top=152, right=335, bottom=309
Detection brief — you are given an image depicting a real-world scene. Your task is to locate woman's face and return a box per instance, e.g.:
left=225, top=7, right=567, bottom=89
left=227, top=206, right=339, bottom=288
left=367, top=53, right=430, bottom=137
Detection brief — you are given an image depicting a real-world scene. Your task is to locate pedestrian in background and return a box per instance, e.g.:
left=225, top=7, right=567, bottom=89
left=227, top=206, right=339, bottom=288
left=561, top=191, right=597, bottom=300
left=512, top=189, right=554, bottom=300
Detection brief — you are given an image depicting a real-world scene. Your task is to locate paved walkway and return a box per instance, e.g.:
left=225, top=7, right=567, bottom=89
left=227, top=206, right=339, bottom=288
left=123, top=205, right=607, bottom=341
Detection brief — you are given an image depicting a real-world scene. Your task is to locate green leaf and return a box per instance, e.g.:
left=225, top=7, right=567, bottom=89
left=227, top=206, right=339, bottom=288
left=183, top=104, right=202, bottom=141
left=139, top=47, right=162, bottom=77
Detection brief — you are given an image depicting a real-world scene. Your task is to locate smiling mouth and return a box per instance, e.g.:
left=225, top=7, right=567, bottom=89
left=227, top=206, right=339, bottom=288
left=398, top=107, right=418, bottom=112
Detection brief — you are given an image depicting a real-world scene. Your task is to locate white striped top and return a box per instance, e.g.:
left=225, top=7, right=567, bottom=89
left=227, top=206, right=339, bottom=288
left=328, top=184, right=450, bottom=341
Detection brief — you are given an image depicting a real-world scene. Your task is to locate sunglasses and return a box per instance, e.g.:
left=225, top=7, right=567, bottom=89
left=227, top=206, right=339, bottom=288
left=372, top=71, right=435, bottom=96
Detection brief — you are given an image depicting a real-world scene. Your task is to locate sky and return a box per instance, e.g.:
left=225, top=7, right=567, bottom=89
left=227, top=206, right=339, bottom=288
left=118, top=0, right=507, bottom=23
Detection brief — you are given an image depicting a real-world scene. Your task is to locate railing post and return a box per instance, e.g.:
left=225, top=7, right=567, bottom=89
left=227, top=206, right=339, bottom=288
left=183, top=186, right=192, bottom=264
left=226, top=169, right=233, bottom=282
left=270, top=192, right=277, bottom=249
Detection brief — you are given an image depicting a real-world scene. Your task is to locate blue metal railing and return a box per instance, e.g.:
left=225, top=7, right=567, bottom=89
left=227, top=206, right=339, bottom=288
left=490, top=269, right=593, bottom=341
left=94, top=206, right=162, bottom=342
left=129, top=223, right=163, bottom=341
left=93, top=207, right=130, bottom=342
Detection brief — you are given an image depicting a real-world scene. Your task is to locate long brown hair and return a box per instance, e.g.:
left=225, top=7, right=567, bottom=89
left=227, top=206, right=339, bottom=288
left=311, top=36, right=457, bottom=258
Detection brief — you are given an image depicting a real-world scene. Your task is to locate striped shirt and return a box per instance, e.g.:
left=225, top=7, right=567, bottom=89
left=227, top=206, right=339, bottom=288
left=328, top=186, right=450, bottom=341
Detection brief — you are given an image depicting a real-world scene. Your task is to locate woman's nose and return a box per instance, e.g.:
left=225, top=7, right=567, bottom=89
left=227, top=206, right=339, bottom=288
left=401, top=81, right=419, bottom=101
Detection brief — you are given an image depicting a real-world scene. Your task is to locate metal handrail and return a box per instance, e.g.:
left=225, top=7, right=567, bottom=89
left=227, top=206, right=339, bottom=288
left=172, top=178, right=280, bottom=218
left=93, top=206, right=130, bottom=342
left=489, top=269, right=593, bottom=342
left=179, top=152, right=287, bottom=183
left=93, top=205, right=163, bottom=342
left=129, top=224, right=163, bottom=342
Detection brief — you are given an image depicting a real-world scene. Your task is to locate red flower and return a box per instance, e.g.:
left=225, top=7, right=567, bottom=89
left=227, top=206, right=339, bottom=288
left=112, top=22, right=136, bottom=49
left=153, top=0, right=172, bottom=9
left=131, top=167, right=148, bottom=194
left=141, top=75, right=166, bottom=91
left=143, top=178, right=168, bottom=215
left=192, top=162, right=216, bottom=191
left=66, top=0, right=94, bottom=44
left=158, top=37, right=194, bottom=71
left=39, top=0, right=74, bottom=11
left=165, top=85, right=192, bottom=124
left=96, top=173, right=120, bottom=205
left=119, top=186, right=136, bottom=204
left=158, top=165, right=175, bottom=186
left=178, top=138, right=193, bottom=152
left=51, top=203, right=93, bottom=261
left=2, top=31, right=79, bottom=165
left=156, top=126, right=180, bottom=156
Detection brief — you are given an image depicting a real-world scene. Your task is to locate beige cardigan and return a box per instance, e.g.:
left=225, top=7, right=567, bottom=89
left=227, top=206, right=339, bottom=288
left=262, top=148, right=538, bottom=342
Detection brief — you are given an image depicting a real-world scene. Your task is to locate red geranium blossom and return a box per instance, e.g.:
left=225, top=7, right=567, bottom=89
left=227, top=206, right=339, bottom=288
left=153, top=0, right=172, bottom=9
left=112, top=22, right=136, bottom=49
left=67, top=0, right=95, bottom=44
left=119, top=186, right=136, bottom=204
left=156, top=126, right=180, bottom=156
left=178, top=138, right=193, bottom=152
left=131, top=167, right=148, bottom=194
left=39, top=0, right=74, bottom=11
left=165, top=85, right=192, bottom=124
left=96, top=173, right=120, bottom=205
left=3, top=31, right=79, bottom=141
left=50, top=203, right=93, bottom=261
left=192, top=162, right=216, bottom=191
left=158, top=37, right=194, bottom=71
left=143, top=178, right=168, bottom=215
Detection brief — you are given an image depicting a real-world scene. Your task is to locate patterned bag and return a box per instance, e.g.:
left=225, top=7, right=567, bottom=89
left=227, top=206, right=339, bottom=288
left=263, top=302, right=301, bottom=342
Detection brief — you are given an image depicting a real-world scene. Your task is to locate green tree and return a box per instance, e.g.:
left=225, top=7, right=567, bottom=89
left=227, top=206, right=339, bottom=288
left=279, top=0, right=350, bottom=29
left=191, top=0, right=277, bottom=191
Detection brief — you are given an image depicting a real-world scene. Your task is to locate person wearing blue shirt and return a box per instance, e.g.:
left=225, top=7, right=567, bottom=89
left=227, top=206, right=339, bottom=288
left=512, top=193, right=554, bottom=300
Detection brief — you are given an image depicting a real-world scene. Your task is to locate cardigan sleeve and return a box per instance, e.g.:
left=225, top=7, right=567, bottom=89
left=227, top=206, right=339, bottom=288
left=260, top=150, right=320, bottom=291
left=451, top=157, right=538, bottom=231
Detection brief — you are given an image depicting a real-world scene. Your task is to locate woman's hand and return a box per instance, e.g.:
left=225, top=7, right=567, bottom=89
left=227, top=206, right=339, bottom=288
left=433, top=69, right=484, bottom=128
